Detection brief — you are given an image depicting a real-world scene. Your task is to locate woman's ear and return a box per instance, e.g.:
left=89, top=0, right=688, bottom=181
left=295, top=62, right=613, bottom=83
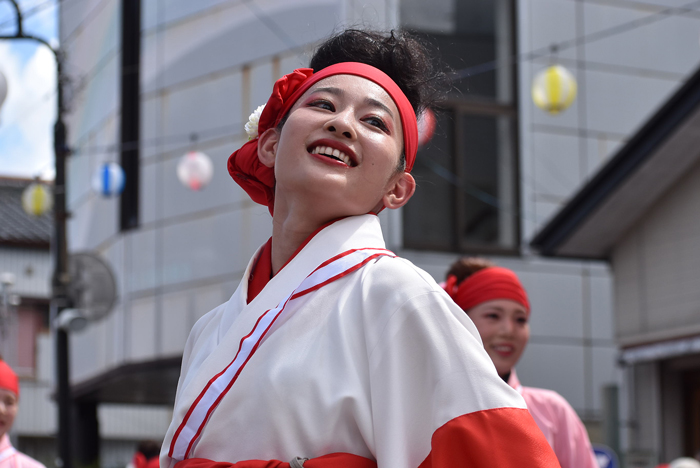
left=257, top=127, right=279, bottom=168
left=382, top=172, right=416, bottom=210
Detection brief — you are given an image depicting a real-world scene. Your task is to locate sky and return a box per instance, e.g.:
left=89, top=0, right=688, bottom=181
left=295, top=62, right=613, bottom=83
left=0, top=0, right=58, bottom=180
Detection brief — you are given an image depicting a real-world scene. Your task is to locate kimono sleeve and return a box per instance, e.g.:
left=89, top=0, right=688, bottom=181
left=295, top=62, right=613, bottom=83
left=161, top=302, right=228, bottom=468
left=362, top=262, right=559, bottom=468
left=547, top=391, right=598, bottom=468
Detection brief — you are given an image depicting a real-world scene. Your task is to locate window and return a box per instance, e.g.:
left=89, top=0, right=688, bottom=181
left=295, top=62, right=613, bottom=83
left=401, top=0, right=519, bottom=253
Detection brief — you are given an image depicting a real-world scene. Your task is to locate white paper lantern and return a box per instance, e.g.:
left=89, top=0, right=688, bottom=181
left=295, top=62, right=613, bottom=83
left=532, top=65, right=577, bottom=115
left=92, top=162, right=125, bottom=197
left=177, top=151, right=213, bottom=191
left=22, top=182, right=53, bottom=216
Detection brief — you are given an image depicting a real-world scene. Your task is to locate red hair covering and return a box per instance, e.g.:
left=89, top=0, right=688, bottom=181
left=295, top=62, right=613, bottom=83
left=0, top=360, right=19, bottom=397
left=443, top=267, right=530, bottom=315
left=133, top=453, right=160, bottom=468
left=228, top=62, right=419, bottom=215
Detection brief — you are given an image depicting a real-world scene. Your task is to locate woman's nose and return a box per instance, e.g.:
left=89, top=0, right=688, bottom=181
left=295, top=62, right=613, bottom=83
left=500, top=319, right=515, bottom=335
left=325, top=110, right=356, bottom=139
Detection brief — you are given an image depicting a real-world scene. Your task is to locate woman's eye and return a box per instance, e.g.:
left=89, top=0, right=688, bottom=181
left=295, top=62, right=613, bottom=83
left=310, top=100, right=334, bottom=111
left=516, top=317, right=528, bottom=325
left=365, top=116, right=388, bottom=132
left=486, top=313, right=500, bottom=320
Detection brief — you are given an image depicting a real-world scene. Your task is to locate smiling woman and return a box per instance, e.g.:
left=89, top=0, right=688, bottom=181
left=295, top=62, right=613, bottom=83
left=160, top=29, right=559, bottom=468
left=444, top=257, right=599, bottom=468
left=0, top=360, right=46, bottom=468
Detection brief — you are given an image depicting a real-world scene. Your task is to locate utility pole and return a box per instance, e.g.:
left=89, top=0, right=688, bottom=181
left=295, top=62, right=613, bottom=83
left=0, top=2, right=72, bottom=468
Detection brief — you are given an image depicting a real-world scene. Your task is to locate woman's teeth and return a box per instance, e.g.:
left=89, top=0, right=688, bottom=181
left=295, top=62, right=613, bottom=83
left=311, top=146, right=352, bottom=166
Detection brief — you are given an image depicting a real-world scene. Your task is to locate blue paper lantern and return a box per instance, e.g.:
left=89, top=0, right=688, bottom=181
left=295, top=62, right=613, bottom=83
left=92, top=162, right=125, bottom=197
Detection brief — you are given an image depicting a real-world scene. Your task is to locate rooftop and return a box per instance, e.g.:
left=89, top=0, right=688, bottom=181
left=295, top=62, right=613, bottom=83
left=0, top=176, right=53, bottom=248
left=530, top=64, right=700, bottom=259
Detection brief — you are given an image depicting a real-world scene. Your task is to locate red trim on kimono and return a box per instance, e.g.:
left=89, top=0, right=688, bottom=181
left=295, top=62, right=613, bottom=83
left=247, top=239, right=272, bottom=303
left=418, top=408, right=560, bottom=468
left=170, top=248, right=395, bottom=460
left=171, top=408, right=558, bottom=468
left=247, top=217, right=357, bottom=304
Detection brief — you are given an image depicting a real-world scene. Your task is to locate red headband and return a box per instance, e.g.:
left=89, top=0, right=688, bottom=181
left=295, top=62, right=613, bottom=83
left=444, top=267, right=530, bottom=315
left=0, top=360, right=19, bottom=397
left=228, top=62, right=418, bottom=215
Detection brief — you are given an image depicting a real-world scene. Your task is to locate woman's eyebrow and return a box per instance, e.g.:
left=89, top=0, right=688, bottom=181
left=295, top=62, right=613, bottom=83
left=313, top=86, right=343, bottom=96
left=365, top=98, right=394, bottom=119
left=313, top=86, right=394, bottom=119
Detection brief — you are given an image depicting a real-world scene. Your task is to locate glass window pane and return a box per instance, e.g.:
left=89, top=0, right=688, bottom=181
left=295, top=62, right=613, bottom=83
left=401, top=0, right=513, bottom=102
left=403, top=110, right=456, bottom=250
left=456, top=114, right=517, bottom=250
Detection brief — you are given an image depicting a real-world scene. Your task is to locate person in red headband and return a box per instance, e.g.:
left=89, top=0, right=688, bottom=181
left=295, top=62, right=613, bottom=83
left=162, top=30, right=558, bottom=468
left=444, top=257, right=598, bottom=468
left=0, top=360, right=46, bottom=468
left=127, top=441, right=161, bottom=468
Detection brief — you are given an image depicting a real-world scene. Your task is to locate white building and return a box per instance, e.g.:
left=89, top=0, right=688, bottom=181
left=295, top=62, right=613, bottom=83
left=59, top=0, right=700, bottom=465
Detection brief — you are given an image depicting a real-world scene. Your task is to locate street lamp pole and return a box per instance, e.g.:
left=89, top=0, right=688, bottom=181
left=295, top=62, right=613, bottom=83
left=0, top=2, right=72, bottom=468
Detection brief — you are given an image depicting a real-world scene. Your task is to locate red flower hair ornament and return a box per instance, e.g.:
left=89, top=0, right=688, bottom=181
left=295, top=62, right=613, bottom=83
left=228, top=63, right=418, bottom=215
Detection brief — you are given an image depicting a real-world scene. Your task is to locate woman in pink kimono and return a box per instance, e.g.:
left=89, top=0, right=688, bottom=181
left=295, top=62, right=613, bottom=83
left=443, top=257, right=598, bottom=468
left=0, top=360, right=45, bottom=468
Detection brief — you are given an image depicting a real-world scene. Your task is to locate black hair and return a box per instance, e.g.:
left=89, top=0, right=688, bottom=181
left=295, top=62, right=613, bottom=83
left=136, top=440, right=161, bottom=460
left=445, top=257, right=495, bottom=285
left=309, top=29, right=447, bottom=116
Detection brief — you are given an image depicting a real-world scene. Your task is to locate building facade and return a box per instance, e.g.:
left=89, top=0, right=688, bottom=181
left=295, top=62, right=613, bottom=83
left=59, top=0, right=700, bottom=465
left=533, top=65, right=700, bottom=464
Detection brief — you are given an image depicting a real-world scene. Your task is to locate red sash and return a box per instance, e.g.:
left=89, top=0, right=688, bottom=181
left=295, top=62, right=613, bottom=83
left=175, top=453, right=377, bottom=468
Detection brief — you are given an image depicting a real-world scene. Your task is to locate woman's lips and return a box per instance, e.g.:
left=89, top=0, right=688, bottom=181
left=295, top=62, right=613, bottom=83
left=308, top=151, right=351, bottom=168
left=492, top=344, right=514, bottom=357
left=309, top=145, right=353, bottom=166
left=307, top=139, right=357, bottom=167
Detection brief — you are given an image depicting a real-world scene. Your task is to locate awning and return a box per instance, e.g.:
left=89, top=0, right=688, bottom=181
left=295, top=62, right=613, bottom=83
left=70, top=356, right=182, bottom=405
left=620, top=335, right=700, bottom=365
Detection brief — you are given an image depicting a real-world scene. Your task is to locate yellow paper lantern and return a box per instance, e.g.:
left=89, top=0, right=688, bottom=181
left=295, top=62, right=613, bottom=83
left=21, top=182, right=53, bottom=216
left=531, top=65, right=577, bottom=115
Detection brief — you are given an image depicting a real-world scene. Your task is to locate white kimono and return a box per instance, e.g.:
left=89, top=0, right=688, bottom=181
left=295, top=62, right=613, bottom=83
left=161, top=215, right=557, bottom=468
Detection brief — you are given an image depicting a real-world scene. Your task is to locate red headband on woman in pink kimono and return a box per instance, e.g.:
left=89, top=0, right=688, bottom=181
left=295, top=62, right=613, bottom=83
left=443, top=267, right=530, bottom=315
left=227, top=62, right=419, bottom=215
left=0, top=360, right=19, bottom=397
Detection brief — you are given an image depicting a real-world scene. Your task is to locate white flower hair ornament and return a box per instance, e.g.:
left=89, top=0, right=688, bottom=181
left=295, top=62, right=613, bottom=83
left=245, top=104, right=266, bottom=140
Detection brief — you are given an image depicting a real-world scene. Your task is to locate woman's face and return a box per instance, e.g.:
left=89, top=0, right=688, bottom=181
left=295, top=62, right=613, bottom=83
left=467, top=299, right=530, bottom=378
left=262, top=74, right=411, bottom=218
left=0, top=388, right=17, bottom=438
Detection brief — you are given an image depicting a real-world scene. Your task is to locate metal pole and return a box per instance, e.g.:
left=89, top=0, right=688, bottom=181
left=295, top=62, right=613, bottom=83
left=53, top=74, right=72, bottom=468
left=0, top=2, right=72, bottom=467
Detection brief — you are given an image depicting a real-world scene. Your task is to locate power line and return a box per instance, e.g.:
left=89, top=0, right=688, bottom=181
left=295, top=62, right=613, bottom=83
left=451, top=0, right=700, bottom=81
left=6, top=0, right=696, bottom=225
left=70, top=122, right=245, bottom=156
left=60, top=0, right=110, bottom=45
left=242, top=0, right=298, bottom=50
